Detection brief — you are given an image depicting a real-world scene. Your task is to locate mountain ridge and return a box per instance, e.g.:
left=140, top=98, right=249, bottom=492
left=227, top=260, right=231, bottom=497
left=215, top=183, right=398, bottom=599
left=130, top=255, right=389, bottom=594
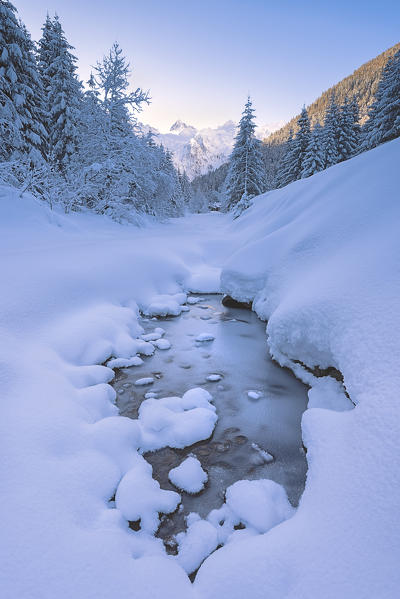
left=264, top=42, right=400, bottom=146
left=141, top=119, right=283, bottom=179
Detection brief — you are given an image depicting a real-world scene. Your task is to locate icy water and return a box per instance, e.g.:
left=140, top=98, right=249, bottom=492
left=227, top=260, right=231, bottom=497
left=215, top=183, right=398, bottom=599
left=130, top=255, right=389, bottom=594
left=114, top=294, right=308, bottom=545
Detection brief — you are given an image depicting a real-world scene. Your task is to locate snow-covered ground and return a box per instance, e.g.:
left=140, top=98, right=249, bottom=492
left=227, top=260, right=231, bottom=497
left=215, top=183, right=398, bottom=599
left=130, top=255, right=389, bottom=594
left=1, top=138, right=400, bottom=598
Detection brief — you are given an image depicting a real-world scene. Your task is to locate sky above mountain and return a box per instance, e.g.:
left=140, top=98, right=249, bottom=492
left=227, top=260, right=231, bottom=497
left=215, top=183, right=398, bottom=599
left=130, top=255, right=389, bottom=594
left=15, top=0, right=400, bottom=132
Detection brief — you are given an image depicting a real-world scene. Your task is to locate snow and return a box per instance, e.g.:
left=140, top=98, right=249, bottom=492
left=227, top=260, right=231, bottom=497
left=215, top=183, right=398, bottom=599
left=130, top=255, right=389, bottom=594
left=134, top=377, right=154, bottom=386
left=206, top=374, right=222, bottom=382
left=141, top=331, right=163, bottom=341
left=169, top=456, right=208, bottom=493
left=152, top=338, right=171, bottom=350
left=224, top=479, right=294, bottom=533
left=247, top=390, right=263, bottom=399
left=116, top=457, right=181, bottom=533
left=175, top=518, right=219, bottom=574
left=107, top=356, right=143, bottom=368
left=196, top=333, right=215, bottom=342
left=187, top=296, right=205, bottom=304
left=2, top=138, right=400, bottom=598
left=0, top=188, right=227, bottom=599
left=138, top=388, right=217, bottom=451
left=307, top=377, right=353, bottom=411
left=195, top=139, right=400, bottom=598
left=144, top=293, right=187, bottom=317
left=251, top=442, right=274, bottom=464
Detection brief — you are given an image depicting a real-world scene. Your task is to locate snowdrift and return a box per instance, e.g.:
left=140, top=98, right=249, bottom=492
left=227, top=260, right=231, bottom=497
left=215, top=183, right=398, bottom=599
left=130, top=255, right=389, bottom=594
left=196, top=139, right=400, bottom=598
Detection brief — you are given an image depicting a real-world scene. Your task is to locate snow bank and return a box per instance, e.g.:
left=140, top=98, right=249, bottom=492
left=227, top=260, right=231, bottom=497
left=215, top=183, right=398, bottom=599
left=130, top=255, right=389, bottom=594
left=0, top=190, right=227, bottom=599
left=196, top=139, right=400, bottom=598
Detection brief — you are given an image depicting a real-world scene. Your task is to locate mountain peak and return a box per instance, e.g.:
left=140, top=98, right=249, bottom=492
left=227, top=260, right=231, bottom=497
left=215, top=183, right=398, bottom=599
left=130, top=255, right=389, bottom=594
left=170, top=120, right=196, bottom=135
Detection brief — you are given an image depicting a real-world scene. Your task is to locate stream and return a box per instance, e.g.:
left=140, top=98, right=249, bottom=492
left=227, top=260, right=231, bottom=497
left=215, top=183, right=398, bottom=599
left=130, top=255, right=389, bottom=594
left=113, top=294, right=308, bottom=548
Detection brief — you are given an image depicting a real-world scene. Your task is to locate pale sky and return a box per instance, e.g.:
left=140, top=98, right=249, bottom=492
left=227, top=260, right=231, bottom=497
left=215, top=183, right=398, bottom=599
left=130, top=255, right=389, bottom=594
left=14, top=0, right=400, bottom=132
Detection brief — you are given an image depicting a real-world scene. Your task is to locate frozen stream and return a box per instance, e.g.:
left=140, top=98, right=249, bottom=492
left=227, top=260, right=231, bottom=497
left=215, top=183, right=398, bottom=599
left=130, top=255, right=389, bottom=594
left=114, top=294, right=308, bottom=547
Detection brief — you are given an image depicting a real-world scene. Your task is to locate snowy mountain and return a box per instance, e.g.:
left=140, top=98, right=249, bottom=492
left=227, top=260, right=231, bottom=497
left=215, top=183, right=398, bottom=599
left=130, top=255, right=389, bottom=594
left=141, top=120, right=283, bottom=179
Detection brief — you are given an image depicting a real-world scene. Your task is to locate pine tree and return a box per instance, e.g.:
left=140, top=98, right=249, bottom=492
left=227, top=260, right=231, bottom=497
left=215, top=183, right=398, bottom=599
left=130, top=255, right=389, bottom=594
left=179, top=169, right=192, bottom=206
left=0, top=1, right=27, bottom=159
left=276, top=128, right=296, bottom=187
left=322, top=94, right=340, bottom=168
left=362, top=50, right=400, bottom=150
left=301, top=122, right=325, bottom=178
left=337, top=96, right=358, bottom=162
left=276, top=106, right=310, bottom=187
left=0, top=1, right=47, bottom=169
left=38, top=15, right=82, bottom=172
left=291, top=105, right=311, bottom=178
left=18, top=23, right=48, bottom=165
left=350, top=96, right=361, bottom=151
left=225, top=96, right=265, bottom=211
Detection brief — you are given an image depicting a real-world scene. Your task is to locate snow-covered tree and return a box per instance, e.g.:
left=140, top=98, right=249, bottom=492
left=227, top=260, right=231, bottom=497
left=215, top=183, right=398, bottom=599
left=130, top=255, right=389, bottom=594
left=38, top=15, right=82, bottom=172
left=18, top=23, right=48, bottom=165
left=337, top=96, right=360, bottom=162
left=276, top=106, right=310, bottom=187
left=362, top=50, right=400, bottom=150
left=322, top=94, right=340, bottom=168
left=225, top=97, right=265, bottom=211
left=178, top=169, right=192, bottom=207
left=291, top=105, right=311, bottom=178
left=94, top=42, right=149, bottom=136
left=276, top=129, right=296, bottom=187
left=0, top=0, right=24, bottom=159
left=301, top=122, right=325, bottom=178
left=0, top=0, right=48, bottom=178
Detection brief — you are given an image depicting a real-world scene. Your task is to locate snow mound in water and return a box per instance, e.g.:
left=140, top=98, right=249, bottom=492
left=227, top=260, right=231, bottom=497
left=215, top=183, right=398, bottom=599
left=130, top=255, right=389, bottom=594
left=107, top=356, right=143, bottom=368
left=195, top=333, right=215, bottom=342
left=152, top=338, right=171, bottom=350
left=138, top=388, right=217, bottom=451
left=135, top=377, right=154, bottom=386
left=169, top=456, right=208, bottom=493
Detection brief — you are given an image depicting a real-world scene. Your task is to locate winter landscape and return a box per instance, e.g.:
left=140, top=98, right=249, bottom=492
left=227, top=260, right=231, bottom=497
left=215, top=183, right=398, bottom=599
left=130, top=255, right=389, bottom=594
left=1, top=1, right=400, bottom=598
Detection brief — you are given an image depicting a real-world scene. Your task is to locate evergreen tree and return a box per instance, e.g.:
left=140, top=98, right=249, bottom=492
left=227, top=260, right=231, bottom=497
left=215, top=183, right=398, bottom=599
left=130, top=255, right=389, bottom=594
left=350, top=96, right=361, bottom=152
left=276, top=106, right=310, bottom=187
left=0, top=1, right=47, bottom=167
left=337, top=96, right=359, bottom=162
left=362, top=50, right=400, bottom=150
left=225, top=96, right=265, bottom=211
left=178, top=169, right=192, bottom=206
left=301, top=122, right=325, bottom=178
left=0, top=1, right=27, bottom=159
left=18, top=23, right=48, bottom=165
left=38, top=15, right=82, bottom=172
left=322, top=94, right=340, bottom=168
left=276, top=128, right=296, bottom=187
left=291, top=105, right=311, bottom=178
